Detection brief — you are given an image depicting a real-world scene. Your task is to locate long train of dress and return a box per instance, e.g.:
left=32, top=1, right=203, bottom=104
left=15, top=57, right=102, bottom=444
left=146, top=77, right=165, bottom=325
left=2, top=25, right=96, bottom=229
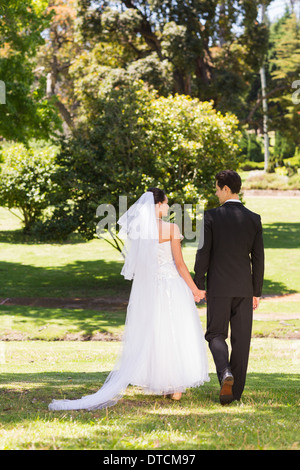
left=48, top=241, right=209, bottom=410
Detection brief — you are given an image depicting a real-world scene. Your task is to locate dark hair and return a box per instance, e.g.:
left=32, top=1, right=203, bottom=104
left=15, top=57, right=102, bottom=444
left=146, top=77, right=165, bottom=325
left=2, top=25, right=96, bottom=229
left=215, top=170, right=241, bottom=194
left=147, top=187, right=166, bottom=204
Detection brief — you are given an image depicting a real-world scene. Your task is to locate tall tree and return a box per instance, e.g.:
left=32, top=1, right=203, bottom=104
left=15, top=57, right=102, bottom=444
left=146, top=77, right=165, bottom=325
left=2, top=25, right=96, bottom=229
left=71, top=0, right=269, bottom=120
left=0, top=0, right=61, bottom=141
left=268, top=11, right=300, bottom=144
left=36, top=0, right=83, bottom=133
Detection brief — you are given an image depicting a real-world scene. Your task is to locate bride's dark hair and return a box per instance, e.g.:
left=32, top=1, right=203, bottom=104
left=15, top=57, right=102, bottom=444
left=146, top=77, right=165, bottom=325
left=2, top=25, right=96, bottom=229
left=147, top=187, right=166, bottom=204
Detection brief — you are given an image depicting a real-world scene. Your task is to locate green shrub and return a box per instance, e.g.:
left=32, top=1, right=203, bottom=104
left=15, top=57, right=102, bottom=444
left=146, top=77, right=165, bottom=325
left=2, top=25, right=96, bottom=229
left=242, top=172, right=288, bottom=190
left=287, top=173, right=300, bottom=190
left=239, top=160, right=265, bottom=171
left=40, top=81, right=242, bottom=243
left=238, top=131, right=264, bottom=163
left=0, top=141, right=59, bottom=232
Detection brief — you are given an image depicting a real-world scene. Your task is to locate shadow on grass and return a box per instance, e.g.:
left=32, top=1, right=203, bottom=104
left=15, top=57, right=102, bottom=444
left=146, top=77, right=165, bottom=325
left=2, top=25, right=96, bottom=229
left=0, top=229, right=89, bottom=245
left=0, top=372, right=298, bottom=449
left=2, top=222, right=299, bottom=249
left=0, top=371, right=298, bottom=410
left=0, top=260, right=297, bottom=299
left=263, top=223, right=300, bottom=249
left=0, top=259, right=130, bottom=298
left=1, top=222, right=299, bottom=300
left=0, top=304, right=126, bottom=338
left=261, top=279, right=297, bottom=296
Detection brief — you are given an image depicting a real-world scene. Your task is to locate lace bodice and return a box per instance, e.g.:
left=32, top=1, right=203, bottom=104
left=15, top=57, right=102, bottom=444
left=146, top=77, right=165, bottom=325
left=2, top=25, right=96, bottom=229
left=157, top=241, right=180, bottom=280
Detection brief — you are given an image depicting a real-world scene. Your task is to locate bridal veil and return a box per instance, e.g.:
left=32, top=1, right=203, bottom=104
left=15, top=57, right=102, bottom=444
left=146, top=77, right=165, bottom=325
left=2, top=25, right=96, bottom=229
left=48, top=191, right=159, bottom=410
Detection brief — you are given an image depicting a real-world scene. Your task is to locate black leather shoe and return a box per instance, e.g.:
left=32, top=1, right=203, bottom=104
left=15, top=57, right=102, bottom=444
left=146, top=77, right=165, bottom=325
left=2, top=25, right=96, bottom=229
left=219, top=368, right=234, bottom=405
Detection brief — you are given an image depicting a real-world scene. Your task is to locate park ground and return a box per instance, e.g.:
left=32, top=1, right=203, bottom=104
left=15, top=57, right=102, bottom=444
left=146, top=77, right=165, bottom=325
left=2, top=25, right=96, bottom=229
left=0, top=194, right=299, bottom=450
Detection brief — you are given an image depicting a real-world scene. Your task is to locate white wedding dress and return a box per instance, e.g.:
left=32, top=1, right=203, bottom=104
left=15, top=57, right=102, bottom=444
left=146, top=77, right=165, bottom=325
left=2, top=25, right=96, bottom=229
left=49, top=193, right=209, bottom=411
left=129, top=240, right=210, bottom=394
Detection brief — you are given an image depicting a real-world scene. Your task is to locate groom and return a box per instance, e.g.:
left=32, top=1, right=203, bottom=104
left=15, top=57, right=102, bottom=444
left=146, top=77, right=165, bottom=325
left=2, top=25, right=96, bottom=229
left=194, top=170, right=264, bottom=404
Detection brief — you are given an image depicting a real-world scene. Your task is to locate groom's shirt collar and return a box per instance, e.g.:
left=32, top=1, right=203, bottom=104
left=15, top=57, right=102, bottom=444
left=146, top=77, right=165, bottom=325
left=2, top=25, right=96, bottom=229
left=223, top=199, right=242, bottom=204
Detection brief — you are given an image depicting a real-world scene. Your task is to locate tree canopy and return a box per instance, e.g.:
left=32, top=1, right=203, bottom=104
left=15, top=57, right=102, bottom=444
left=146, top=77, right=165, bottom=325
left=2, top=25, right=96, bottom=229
left=0, top=1, right=299, bottom=243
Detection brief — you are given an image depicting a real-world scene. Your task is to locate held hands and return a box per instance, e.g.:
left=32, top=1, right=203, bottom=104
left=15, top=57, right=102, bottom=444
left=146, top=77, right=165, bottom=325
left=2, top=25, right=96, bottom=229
left=193, top=289, right=206, bottom=303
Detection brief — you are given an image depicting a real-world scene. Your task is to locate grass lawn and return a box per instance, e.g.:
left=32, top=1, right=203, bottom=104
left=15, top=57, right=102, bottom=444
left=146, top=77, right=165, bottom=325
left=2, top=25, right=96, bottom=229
left=0, top=339, right=299, bottom=450
left=0, top=303, right=299, bottom=341
left=1, top=196, right=300, bottom=298
left=0, top=197, right=299, bottom=450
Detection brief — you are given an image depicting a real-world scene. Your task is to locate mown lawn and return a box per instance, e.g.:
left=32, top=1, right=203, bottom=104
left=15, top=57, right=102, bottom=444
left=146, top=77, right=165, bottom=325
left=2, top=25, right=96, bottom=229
left=0, top=339, right=299, bottom=450
left=1, top=196, right=300, bottom=298
left=0, top=197, right=299, bottom=450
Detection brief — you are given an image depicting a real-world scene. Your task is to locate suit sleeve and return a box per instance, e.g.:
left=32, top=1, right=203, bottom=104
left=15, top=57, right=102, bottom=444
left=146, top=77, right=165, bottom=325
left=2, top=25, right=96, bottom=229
left=251, top=215, right=265, bottom=297
left=193, top=211, right=212, bottom=290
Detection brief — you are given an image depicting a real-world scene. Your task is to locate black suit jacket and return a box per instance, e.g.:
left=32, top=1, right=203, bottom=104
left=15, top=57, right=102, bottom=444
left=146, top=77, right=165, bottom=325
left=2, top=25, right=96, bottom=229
left=194, top=201, right=264, bottom=297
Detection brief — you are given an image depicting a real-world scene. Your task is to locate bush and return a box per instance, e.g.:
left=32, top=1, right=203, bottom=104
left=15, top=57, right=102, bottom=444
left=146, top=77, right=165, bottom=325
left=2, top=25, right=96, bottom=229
left=287, top=173, right=300, bottom=190
left=239, top=160, right=265, bottom=171
left=0, top=141, right=59, bottom=232
left=274, top=132, right=296, bottom=163
left=242, top=172, right=288, bottom=190
left=40, top=80, right=242, bottom=243
left=238, top=131, right=264, bottom=163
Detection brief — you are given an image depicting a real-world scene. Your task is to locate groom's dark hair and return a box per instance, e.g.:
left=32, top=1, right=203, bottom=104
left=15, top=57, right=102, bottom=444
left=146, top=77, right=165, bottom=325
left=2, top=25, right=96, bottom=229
left=215, top=170, right=241, bottom=194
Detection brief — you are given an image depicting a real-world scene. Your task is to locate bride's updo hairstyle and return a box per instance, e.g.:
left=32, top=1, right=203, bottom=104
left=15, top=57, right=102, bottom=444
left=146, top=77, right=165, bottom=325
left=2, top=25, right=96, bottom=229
left=147, top=187, right=166, bottom=204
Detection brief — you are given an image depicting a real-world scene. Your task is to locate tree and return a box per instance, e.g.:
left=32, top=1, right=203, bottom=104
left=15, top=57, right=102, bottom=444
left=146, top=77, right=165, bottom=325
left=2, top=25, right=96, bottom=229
left=0, top=0, right=62, bottom=141
left=267, top=12, right=300, bottom=145
left=37, top=79, right=242, bottom=247
left=36, top=0, right=84, bottom=133
left=70, top=0, right=269, bottom=120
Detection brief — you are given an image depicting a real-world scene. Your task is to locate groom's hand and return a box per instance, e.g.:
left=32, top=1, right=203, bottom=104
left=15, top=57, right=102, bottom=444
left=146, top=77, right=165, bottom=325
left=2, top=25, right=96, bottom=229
left=253, top=296, right=260, bottom=310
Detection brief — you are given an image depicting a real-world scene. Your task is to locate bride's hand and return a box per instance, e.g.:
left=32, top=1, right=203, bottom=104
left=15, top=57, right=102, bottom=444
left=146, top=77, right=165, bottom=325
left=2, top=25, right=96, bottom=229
left=193, top=289, right=206, bottom=303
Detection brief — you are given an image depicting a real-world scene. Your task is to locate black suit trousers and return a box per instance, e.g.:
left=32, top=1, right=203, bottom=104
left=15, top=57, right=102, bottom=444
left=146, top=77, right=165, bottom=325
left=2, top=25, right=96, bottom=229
left=205, top=296, right=253, bottom=400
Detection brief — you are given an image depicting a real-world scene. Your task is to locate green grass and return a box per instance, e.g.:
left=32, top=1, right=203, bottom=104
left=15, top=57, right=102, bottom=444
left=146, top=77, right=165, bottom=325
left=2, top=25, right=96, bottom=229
left=245, top=197, right=300, bottom=295
left=0, top=198, right=299, bottom=450
left=0, top=339, right=299, bottom=450
left=1, top=197, right=300, bottom=297
left=0, top=303, right=299, bottom=341
left=0, top=207, right=128, bottom=298
left=0, top=305, right=126, bottom=341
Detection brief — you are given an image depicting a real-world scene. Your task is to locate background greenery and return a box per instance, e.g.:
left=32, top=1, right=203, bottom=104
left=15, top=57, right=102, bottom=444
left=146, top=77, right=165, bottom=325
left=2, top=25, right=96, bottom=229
left=1, top=1, right=300, bottom=242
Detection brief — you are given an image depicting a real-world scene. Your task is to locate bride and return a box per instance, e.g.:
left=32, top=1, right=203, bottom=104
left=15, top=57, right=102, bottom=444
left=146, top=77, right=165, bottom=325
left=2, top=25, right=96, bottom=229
left=49, top=188, right=209, bottom=411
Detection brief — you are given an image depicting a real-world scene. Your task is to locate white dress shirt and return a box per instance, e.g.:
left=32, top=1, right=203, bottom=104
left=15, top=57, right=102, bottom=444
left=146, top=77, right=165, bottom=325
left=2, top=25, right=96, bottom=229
left=223, top=199, right=242, bottom=203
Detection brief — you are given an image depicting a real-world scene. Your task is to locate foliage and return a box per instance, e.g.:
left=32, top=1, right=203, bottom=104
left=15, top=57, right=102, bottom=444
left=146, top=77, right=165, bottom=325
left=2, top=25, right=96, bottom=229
left=34, top=0, right=83, bottom=133
left=266, top=11, right=300, bottom=144
left=70, top=0, right=269, bottom=120
left=241, top=170, right=300, bottom=190
left=239, top=131, right=264, bottom=163
left=0, top=141, right=59, bottom=231
left=273, top=131, right=296, bottom=166
left=36, top=79, right=241, bottom=244
left=142, top=94, right=242, bottom=206
left=239, top=160, right=265, bottom=171
left=0, top=0, right=62, bottom=141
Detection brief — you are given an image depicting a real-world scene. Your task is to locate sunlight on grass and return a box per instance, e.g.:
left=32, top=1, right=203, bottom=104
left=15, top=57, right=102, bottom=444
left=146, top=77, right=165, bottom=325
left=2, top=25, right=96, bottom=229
left=0, top=199, right=299, bottom=450
left=0, top=339, right=299, bottom=450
